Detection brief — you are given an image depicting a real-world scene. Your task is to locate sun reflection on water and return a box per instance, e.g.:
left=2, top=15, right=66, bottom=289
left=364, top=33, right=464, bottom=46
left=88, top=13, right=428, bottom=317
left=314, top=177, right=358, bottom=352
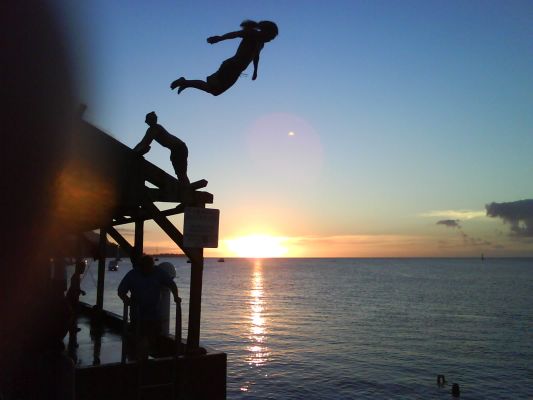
left=247, top=260, right=270, bottom=367
left=240, top=260, right=270, bottom=393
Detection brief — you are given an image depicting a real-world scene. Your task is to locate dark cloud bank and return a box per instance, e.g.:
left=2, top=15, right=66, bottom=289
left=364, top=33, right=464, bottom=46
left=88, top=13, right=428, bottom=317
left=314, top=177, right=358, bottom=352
left=486, top=199, right=533, bottom=238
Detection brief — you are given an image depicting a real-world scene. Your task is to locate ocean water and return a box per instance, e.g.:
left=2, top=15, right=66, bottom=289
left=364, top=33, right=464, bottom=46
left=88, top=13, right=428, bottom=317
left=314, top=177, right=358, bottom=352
left=80, top=258, right=533, bottom=399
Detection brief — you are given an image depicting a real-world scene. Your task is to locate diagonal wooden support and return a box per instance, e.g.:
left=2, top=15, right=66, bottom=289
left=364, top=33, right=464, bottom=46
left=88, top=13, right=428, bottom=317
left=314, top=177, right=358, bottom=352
left=140, top=196, right=199, bottom=264
left=134, top=219, right=143, bottom=263
left=107, top=226, right=134, bottom=259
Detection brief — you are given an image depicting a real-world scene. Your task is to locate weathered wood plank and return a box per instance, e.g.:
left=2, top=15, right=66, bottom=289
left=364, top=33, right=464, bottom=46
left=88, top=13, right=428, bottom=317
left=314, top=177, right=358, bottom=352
left=193, top=191, right=214, bottom=205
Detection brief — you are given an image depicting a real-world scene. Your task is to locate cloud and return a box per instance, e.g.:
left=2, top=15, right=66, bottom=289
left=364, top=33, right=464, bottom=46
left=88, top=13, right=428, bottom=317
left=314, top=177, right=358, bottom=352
left=486, top=199, right=533, bottom=237
left=420, top=210, right=486, bottom=220
left=436, top=218, right=491, bottom=247
left=458, top=231, right=491, bottom=247
left=436, top=219, right=461, bottom=228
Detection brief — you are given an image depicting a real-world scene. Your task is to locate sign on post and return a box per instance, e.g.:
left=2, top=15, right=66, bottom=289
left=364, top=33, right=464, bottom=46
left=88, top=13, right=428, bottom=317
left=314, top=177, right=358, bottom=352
left=183, top=207, right=220, bottom=248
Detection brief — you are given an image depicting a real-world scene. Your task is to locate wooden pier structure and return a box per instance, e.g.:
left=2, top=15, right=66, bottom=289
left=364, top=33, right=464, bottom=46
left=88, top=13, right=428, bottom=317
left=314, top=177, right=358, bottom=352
left=59, top=119, right=226, bottom=399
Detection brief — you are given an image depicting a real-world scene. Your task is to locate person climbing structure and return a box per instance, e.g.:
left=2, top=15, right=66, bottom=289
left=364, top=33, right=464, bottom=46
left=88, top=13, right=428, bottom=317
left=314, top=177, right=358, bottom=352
left=170, top=20, right=278, bottom=96
left=133, top=112, right=190, bottom=185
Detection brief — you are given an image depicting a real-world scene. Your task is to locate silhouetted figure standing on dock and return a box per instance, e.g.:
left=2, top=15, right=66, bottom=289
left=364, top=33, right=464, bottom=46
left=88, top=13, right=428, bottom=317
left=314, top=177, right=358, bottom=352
left=134, top=111, right=190, bottom=185
left=66, top=259, right=87, bottom=308
left=118, top=255, right=179, bottom=357
left=170, top=20, right=278, bottom=96
left=66, top=259, right=86, bottom=352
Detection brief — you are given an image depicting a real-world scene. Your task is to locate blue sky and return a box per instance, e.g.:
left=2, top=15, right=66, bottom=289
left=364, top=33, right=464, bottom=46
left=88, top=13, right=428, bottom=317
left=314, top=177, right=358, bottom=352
left=56, top=0, right=533, bottom=256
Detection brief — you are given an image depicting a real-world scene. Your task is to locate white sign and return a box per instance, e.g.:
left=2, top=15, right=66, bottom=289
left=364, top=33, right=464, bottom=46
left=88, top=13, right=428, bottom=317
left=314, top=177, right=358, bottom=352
left=183, top=207, right=220, bottom=248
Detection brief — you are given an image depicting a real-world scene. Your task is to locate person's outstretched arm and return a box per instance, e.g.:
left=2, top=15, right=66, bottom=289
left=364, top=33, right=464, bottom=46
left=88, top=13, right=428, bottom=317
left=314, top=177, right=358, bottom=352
left=133, top=127, right=155, bottom=155
left=207, top=30, right=244, bottom=44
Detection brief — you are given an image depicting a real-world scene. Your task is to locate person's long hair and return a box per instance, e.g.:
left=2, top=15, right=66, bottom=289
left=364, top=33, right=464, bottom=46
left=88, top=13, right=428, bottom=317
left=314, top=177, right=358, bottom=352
left=240, top=19, right=278, bottom=41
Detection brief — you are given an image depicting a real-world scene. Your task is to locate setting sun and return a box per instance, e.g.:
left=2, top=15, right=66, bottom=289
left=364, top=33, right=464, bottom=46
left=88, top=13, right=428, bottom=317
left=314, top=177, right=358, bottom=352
left=226, top=235, right=288, bottom=258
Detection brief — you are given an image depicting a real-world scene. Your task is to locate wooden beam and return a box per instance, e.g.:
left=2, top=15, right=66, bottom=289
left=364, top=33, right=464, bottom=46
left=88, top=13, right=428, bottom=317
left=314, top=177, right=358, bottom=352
left=193, top=191, right=214, bottom=205
left=191, top=179, right=208, bottom=190
left=140, top=198, right=198, bottom=264
left=147, top=179, right=211, bottom=203
left=141, top=158, right=177, bottom=188
left=134, top=219, right=144, bottom=264
left=147, top=188, right=182, bottom=203
left=111, top=204, right=186, bottom=227
left=107, top=227, right=134, bottom=257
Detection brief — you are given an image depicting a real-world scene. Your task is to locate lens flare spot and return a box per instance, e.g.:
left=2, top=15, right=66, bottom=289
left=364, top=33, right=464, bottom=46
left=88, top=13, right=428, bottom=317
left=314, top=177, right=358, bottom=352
left=247, top=113, right=323, bottom=183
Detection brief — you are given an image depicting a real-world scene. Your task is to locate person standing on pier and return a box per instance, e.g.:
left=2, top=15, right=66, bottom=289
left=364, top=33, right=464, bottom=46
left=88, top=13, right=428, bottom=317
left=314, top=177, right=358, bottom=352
left=66, top=259, right=86, bottom=351
left=134, top=111, right=190, bottom=185
left=170, top=19, right=278, bottom=96
left=118, top=255, right=179, bottom=357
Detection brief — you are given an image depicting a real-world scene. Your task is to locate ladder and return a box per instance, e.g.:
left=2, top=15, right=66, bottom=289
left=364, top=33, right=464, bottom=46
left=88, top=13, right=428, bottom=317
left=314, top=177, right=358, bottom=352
left=121, top=299, right=183, bottom=399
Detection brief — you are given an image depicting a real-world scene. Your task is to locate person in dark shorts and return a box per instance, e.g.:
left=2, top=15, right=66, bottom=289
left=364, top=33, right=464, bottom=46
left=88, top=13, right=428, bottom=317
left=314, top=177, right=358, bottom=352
left=170, top=20, right=278, bottom=96
left=118, top=255, right=179, bottom=358
left=133, top=112, right=190, bottom=185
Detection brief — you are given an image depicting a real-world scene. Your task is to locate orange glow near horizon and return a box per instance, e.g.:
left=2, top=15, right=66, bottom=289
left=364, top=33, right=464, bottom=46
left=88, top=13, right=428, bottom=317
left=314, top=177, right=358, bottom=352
left=226, top=234, right=289, bottom=258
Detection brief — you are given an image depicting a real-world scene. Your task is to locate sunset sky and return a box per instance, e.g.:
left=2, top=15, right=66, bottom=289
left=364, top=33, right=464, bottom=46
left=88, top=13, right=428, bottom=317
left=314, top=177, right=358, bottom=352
left=56, top=0, right=533, bottom=257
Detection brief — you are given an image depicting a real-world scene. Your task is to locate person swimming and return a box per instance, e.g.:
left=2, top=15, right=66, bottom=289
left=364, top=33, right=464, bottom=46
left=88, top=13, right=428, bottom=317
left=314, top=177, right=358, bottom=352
left=170, top=20, right=278, bottom=96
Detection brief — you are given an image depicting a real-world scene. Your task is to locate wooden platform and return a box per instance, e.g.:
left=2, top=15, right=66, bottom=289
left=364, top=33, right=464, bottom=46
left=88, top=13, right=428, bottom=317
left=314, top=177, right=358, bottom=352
left=66, top=315, right=123, bottom=367
left=66, top=308, right=226, bottom=400
left=52, top=118, right=225, bottom=398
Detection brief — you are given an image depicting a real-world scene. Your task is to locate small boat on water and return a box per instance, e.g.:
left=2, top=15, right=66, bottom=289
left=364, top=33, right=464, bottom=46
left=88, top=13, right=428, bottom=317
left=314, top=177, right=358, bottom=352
left=108, top=259, right=119, bottom=271
left=217, top=258, right=225, bottom=263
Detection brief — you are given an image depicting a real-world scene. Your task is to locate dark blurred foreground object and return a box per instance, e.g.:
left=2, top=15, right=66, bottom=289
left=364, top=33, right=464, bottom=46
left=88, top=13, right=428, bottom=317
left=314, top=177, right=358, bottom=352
left=0, top=1, right=77, bottom=399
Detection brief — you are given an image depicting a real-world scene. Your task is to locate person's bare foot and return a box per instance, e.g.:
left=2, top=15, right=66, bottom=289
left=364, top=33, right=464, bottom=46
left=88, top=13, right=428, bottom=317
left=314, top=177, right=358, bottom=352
left=170, top=77, right=185, bottom=90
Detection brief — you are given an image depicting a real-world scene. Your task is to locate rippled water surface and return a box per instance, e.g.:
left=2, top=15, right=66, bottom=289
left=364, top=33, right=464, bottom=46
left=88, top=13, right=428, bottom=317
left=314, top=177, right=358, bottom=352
left=82, top=258, right=533, bottom=399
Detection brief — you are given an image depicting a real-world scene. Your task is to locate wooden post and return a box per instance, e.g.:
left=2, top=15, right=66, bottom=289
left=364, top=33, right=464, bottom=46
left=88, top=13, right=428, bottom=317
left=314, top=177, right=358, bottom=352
left=134, top=217, right=144, bottom=264
left=96, top=228, right=107, bottom=311
left=187, top=247, right=204, bottom=351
